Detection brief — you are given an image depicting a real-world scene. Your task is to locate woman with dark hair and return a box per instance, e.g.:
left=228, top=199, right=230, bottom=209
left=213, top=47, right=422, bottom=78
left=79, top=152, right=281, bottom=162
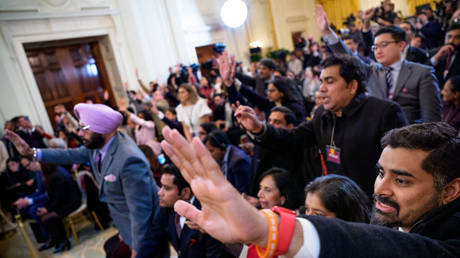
left=227, top=76, right=306, bottom=124
left=304, top=174, right=370, bottom=223
left=256, top=167, right=299, bottom=210
left=441, top=75, right=460, bottom=131
left=121, top=108, right=162, bottom=155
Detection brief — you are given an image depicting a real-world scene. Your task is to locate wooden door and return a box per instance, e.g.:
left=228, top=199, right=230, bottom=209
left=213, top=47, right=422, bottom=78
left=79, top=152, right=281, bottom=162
left=26, top=42, right=114, bottom=131
left=195, top=44, right=216, bottom=80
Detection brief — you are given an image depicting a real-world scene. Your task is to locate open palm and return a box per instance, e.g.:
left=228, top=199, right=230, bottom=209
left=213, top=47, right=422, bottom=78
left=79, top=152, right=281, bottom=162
left=161, top=127, right=267, bottom=245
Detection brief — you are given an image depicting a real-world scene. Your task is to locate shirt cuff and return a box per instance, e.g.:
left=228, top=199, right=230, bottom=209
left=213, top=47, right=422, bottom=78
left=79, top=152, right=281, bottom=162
left=246, top=123, right=267, bottom=140
left=430, top=56, right=438, bottom=66
left=25, top=197, right=33, bottom=205
left=322, top=30, right=339, bottom=45
left=36, top=149, right=42, bottom=161
left=287, top=218, right=320, bottom=258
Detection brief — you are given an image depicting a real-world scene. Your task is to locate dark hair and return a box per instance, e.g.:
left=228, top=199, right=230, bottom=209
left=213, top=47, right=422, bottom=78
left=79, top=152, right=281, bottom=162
left=381, top=122, right=460, bottom=191
left=342, top=35, right=358, bottom=43
left=447, top=75, right=460, bottom=93
left=138, top=144, right=162, bottom=174
left=166, top=108, right=177, bottom=116
left=446, top=23, right=460, bottom=33
left=258, top=168, right=298, bottom=210
left=203, top=130, right=230, bottom=151
left=400, top=21, right=415, bottom=33
left=259, top=58, right=276, bottom=70
left=200, top=122, right=217, bottom=135
left=270, top=106, right=296, bottom=126
left=270, top=77, right=300, bottom=105
left=374, top=25, right=406, bottom=42
left=304, top=175, right=370, bottom=223
left=320, top=54, right=367, bottom=94
left=161, top=164, right=190, bottom=193
left=139, top=110, right=153, bottom=122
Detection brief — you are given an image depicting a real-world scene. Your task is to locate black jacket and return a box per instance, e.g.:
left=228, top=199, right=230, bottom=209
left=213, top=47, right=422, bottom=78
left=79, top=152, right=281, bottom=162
left=304, top=196, right=460, bottom=257
left=46, top=168, right=81, bottom=216
left=254, top=94, right=408, bottom=196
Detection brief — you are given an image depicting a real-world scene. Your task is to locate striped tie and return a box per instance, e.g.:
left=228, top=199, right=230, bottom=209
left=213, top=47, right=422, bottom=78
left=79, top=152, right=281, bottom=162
left=384, top=66, right=394, bottom=100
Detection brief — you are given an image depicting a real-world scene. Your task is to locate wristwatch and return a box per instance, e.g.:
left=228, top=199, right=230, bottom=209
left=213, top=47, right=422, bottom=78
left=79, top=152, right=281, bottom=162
left=271, top=206, right=296, bottom=256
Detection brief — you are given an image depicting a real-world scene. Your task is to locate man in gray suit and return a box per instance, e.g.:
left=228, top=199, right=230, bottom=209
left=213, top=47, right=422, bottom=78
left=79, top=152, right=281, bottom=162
left=6, top=103, right=162, bottom=257
left=315, top=5, right=441, bottom=123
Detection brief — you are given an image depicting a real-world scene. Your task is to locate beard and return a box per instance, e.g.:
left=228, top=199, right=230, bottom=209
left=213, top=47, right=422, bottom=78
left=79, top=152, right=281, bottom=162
left=84, top=133, right=106, bottom=149
left=370, top=192, right=442, bottom=229
left=370, top=194, right=401, bottom=228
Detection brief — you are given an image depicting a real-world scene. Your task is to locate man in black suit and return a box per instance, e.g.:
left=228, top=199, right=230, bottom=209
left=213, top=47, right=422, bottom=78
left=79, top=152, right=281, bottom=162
left=429, top=23, right=460, bottom=88
left=154, top=165, right=231, bottom=258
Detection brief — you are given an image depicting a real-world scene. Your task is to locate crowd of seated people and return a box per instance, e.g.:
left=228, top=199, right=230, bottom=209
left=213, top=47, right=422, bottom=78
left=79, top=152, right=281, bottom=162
left=1, top=0, right=460, bottom=257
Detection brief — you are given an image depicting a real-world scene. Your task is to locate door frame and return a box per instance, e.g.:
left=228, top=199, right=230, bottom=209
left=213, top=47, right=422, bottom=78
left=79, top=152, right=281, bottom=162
left=4, top=15, right=127, bottom=133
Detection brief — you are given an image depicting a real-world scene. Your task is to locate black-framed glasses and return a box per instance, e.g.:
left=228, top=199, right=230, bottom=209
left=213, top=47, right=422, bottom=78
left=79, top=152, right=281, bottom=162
left=371, top=41, right=398, bottom=51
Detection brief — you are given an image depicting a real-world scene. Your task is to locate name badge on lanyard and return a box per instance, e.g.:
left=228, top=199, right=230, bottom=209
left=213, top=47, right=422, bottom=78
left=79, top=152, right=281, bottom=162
left=326, top=116, right=341, bottom=164
left=326, top=145, right=341, bottom=164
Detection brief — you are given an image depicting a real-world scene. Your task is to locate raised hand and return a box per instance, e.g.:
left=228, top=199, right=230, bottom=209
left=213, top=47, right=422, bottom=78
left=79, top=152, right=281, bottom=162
left=314, top=5, right=331, bottom=35
left=5, top=129, right=34, bottom=158
left=160, top=127, right=268, bottom=245
left=232, top=102, right=264, bottom=133
left=363, top=8, right=374, bottom=21
left=218, top=51, right=236, bottom=87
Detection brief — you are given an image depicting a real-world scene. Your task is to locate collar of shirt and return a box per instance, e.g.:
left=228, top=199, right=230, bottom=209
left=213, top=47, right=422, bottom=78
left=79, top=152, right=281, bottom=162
left=221, top=146, right=231, bottom=177
left=179, top=196, right=195, bottom=229
left=97, top=134, right=116, bottom=161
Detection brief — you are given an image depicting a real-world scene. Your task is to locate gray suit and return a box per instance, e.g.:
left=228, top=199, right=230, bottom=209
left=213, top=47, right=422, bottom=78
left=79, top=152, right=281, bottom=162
left=327, top=38, right=441, bottom=123
left=39, top=132, right=158, bottom=251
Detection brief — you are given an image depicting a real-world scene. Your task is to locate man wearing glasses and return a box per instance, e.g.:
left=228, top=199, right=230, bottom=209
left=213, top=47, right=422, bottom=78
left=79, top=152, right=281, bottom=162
left=315, top=5, right=441, bottom=124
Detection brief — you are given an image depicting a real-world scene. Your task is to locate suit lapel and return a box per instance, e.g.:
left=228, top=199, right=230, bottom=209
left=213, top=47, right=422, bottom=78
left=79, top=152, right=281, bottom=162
left=100, top=133, right=119, bottom=177
left=393, top=60, right=412, bottom=98
left=375, top=65, right=388, bottom=98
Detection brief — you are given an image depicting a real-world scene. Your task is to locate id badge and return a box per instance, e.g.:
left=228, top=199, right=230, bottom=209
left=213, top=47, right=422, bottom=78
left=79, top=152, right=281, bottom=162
left=326, top=145, right=341, bottom=164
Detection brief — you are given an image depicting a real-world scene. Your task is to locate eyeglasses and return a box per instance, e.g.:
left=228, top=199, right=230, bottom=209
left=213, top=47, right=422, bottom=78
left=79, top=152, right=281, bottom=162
left=267, top=89, right=278, bottom=93
left=77, top=125, right=90, bottom=131
left=371, top=41, right=398, bottom=51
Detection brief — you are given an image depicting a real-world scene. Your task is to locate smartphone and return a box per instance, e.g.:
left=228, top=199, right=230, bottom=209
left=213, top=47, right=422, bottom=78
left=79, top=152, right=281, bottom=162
left=157, top=154, right=166, bottom=165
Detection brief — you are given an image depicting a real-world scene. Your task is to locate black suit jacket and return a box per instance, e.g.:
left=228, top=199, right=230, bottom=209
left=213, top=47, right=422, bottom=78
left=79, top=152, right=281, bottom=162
left=430, top=48, right=460, bottom=88
left=254, top=94, right=408, bottom=196
left=406, top=46, right=428, bottom=64
left=165, top=199, right=232, bottom=258
left=303, top=196, right=460, bottom=257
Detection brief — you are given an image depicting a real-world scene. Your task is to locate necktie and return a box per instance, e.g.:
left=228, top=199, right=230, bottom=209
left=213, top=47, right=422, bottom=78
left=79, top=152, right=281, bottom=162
left=444, top=52, right=452, bottom=78
left=384, top=66, right=394, bottom=100
left=174, top=213, right=182, bottom=237
left=95, top=151, right=102, bottom=172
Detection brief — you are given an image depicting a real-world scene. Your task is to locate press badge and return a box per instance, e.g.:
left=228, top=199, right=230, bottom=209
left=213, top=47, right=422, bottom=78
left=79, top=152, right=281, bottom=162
left=326, top=145, right=341, bottom=164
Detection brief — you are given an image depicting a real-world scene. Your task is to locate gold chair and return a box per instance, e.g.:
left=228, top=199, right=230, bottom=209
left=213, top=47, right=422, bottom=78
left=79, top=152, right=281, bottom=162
left=64, top=171, right=104, bottom=245
left=14, top=214, right=40, bottom=258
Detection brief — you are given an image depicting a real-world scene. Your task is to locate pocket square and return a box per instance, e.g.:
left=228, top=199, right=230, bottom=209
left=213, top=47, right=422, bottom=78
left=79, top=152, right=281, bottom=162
left=104, top=174, right=117, bottom=183
left=401, top=88, right=408, bottom=93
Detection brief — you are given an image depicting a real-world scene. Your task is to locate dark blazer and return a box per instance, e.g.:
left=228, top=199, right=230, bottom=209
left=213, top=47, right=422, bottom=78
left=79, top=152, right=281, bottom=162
left=165, top=199, right=232, bottom=258
left=253, top=94, right=408, bottom=196
left=406, top=46, right=428, bottom=64
left=223, top=145, right=253, bottom=194
left=302, top=196, right=460, bottom=257
left=328, top=38, right=441, bottom=123
left=16, top=129, right=47, bottom=149
left=429, top=48, right=460, bottom=88
left=45, top=167, right=81, bottom=217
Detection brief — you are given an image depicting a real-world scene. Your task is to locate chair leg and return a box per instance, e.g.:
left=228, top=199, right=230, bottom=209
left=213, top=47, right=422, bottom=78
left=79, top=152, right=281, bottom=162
left=68, top=217, right=79, bottom=245
left=91, top=211, right=104, bottom=231
left=14, top=215, right=39, bottom=258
